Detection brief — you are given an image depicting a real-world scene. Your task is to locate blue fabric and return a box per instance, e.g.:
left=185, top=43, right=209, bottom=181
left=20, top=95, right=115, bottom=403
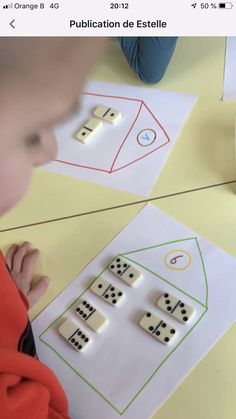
left=119, top=37, right=178, bottom=84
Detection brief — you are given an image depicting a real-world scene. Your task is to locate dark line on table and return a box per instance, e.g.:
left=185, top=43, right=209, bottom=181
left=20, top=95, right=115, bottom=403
left=0, top=179, right=236, bottom=233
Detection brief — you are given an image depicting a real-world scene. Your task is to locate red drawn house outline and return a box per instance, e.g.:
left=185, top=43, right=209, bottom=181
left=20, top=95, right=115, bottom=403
left=54, top=92, right=171, bottom=174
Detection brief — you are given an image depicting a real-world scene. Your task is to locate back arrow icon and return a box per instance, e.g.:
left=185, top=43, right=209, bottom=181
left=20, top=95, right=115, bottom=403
left=10, top=19, right=15, bottom=29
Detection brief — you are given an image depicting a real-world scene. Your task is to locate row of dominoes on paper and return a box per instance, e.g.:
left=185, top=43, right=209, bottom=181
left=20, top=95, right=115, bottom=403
left=58, top=256, right=195, bottom=352
left=75, top=105, right=122, bottom=143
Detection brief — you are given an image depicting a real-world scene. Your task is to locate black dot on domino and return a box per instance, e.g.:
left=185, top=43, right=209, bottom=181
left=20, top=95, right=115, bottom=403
left=117, top=270, right=121, bottom=274
left=89, top=307, right=93, bottom=312
left=105, top=294, right=109, bottom=299
left=112, top=299, right=117, bottom=304
left=110, top=264, right=114, bottom=269
left=116, top=258, right=120, bottom=262
left=146, top=312, right=151, bottom=318
left=167, top=306, right=172, bottom=311
left=117, top=264, right=121, bottom=268
left=78, top=331, right=81, bottom=336
left=82, top=132, right=86, bottom=136
left=166, top=299, right=170, bottom=304
left=98, top=284, right=102, bottom=288
left=76, top=308, right=80, bottom=312
left=118, top=292, right=123, bottom=296
left=82, top=301, right=86, bottom=305
left=129, top=273, right=134, bottom=278
left=181, top=310, right=186, bottom=314
left=170, top=329, right=175, bottom=334
left=183, top=317, right=188, bottom=322
left=162, top=323, right=166, bottom=328
left=164, top=293, right=169, bottom=298
left=78, top=345, right=82, bottom=350
left=111, top=293, right=115, bottom=297
left=82, top=314, right=86, bottom=318
left=149, top=326, right=154, bottom=331
left=110, top=287, right=114, bottom=291
left=180, top=303, right=184, bottom=308
left=156, top=331, right=160, bottom=336
left=84, top=338, right=89, bottom=343
left=71, top=338, right=75, bottom=343
left=86, top=303, right=90, bottom=308
left=74, top=341, right=78, bottom=346
left=164, top=337, right=169, bottom=342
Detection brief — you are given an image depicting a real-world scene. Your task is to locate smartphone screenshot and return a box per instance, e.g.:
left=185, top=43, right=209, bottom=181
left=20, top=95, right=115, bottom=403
left=0, top=2, right=235, bottom=419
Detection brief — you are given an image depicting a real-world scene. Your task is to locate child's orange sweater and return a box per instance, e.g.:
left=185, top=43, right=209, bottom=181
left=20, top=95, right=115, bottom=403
left=0, top=251, right=70, bottom=419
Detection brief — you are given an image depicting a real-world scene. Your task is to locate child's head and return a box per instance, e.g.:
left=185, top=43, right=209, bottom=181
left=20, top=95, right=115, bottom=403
left=0, top=37, right=106, bottom=215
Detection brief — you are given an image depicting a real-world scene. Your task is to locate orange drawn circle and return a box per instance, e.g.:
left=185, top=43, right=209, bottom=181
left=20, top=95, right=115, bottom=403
left=164, top=249, right=192, bottom=271
left=137, top=129, right=157, bottom=147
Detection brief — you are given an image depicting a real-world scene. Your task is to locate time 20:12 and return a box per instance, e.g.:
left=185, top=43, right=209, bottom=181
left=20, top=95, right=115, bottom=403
left=110, top=3, right=129, bottom=9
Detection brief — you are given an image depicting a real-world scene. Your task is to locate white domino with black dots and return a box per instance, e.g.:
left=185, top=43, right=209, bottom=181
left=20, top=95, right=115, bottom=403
left=75, top=118, right=102, bottom=143
left=156, top=292, right=194, bottom=324
left=109, top=256, right=142, bottom=287
left=93, top=105, right=122, bottom=124
left=58, top=318, right=91, bottom=352
left=90, top=276, right=124, bottom=306
left=139, top=311, right=176, bottom=345
left=75, top=299, right=108, bottom=332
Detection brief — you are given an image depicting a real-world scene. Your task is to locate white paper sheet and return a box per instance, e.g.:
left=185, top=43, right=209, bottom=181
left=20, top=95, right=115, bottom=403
left=33, top=204, right=236, bottom=419
left=42, top=81, right=196, bottom=196
left=223, top=37, right=236, bottom=101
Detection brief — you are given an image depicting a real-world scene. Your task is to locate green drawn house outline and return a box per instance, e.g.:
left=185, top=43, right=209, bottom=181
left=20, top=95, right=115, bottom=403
left=39, top=237, right=208, bottom=415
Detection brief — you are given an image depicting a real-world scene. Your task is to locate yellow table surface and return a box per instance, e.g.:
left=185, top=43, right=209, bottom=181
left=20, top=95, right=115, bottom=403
left=1, top=37, right=236, bottom=231
left=0, top=37, right=236, bottom=419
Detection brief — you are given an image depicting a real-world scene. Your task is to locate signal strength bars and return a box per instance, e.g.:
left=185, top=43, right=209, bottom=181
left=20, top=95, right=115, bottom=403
left=3, top=3, right=13, bottom=9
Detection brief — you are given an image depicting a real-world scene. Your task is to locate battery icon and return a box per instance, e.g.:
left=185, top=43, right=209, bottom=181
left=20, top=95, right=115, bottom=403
left=218, top=2, right=234, bottom=8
